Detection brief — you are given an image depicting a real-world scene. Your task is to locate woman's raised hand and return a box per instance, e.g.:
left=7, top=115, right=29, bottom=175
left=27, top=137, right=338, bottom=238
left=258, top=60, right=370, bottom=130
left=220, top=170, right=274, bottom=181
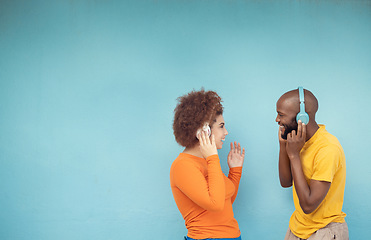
left=198, top=131, right=218, bottom=159
left=227, top=142, right=245, bottom=168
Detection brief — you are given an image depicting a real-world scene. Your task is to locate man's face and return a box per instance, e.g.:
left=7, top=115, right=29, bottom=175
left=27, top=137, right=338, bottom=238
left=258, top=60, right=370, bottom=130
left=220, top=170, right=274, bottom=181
left=276, top=99, right=298, bottom=139
left=280, top=116, right=298, bottom=140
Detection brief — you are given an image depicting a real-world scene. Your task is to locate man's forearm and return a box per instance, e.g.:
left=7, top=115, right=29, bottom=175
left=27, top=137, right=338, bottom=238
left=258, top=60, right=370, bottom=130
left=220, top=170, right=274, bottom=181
left=279, top=145, right=292, bottom=187
left=290, top=155, right=316, bottom=214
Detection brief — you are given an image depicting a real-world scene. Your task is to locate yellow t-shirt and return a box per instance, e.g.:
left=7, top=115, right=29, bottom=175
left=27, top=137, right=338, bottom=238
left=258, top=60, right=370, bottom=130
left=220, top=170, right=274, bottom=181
left=289, top=125, right=346, bottom=239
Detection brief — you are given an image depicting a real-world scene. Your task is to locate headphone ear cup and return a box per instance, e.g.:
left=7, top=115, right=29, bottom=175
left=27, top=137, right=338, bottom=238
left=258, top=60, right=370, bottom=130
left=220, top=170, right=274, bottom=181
left=296, top=112, right=309, bottom=125
left=204, top=125, right=211, bottom=137
left=196, top=124, right=211, bottom=139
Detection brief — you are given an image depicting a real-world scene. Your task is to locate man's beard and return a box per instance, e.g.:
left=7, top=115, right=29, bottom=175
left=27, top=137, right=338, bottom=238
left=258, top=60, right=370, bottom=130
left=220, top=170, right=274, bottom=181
left=281, top=118, right=298, bottom=140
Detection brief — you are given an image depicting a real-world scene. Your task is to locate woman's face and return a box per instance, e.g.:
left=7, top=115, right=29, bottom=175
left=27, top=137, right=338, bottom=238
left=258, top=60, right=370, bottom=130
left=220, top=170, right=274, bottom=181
left=211, top=115, right=228, bottom=149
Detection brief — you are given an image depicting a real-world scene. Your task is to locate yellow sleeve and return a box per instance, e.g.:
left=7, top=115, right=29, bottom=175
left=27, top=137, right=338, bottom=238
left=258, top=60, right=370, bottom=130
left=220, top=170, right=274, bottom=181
left=173, top=154, right=225, bottom=211
left=312, top=145, right=341, bottom=182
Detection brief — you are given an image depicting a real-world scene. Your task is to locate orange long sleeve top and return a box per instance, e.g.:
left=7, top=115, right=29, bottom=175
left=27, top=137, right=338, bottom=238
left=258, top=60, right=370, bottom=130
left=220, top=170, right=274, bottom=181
left=170, top=153, right=242, bottom=239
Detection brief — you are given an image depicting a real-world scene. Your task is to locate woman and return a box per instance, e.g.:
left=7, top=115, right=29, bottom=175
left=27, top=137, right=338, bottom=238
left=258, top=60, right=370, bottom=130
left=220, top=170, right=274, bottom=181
left=170, top=89, right=245, bottom=240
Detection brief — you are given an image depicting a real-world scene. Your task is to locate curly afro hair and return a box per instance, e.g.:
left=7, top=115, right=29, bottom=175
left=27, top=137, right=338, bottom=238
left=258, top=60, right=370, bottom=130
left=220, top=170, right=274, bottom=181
left=173, top=89, right=224, bottom=148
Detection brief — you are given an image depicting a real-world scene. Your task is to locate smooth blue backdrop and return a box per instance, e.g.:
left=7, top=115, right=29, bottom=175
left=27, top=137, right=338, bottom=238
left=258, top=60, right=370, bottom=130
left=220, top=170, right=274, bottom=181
left=1, top=0, right=370, bottom=239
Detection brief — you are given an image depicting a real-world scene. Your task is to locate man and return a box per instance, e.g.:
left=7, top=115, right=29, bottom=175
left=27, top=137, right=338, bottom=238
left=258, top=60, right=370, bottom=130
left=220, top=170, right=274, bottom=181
left=276, top=87, right=348, bottom=240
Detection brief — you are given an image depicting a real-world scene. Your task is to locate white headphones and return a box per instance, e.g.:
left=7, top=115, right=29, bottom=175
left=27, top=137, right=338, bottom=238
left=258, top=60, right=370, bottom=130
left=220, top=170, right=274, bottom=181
left=196, top=123, right=211, bottom=139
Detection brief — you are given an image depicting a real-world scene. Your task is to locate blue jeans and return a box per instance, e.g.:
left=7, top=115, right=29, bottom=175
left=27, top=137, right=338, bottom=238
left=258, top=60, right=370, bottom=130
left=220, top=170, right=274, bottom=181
left=184, top=236, right=241, bottom=240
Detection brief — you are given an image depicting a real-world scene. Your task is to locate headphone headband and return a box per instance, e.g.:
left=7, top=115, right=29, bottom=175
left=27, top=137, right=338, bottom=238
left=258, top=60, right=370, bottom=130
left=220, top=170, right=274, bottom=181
left=296, top=86, right=309, bottom=124
left=298, top=86, right=305, bottom=103
left=298, top=86, right=305, bottom=113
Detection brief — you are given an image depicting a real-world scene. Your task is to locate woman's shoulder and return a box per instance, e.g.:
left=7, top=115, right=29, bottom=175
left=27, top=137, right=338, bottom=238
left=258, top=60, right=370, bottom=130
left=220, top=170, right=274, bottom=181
left=171, top=153, right=206, bottom=173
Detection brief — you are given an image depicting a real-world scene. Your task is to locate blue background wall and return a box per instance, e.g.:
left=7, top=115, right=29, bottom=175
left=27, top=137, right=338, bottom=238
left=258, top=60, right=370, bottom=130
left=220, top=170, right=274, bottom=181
left=1, top=0, right=370, bottom=239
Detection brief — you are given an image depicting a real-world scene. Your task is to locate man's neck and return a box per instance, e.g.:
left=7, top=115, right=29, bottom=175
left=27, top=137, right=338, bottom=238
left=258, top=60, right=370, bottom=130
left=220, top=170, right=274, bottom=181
left=305, top=123, right=320, bottom=142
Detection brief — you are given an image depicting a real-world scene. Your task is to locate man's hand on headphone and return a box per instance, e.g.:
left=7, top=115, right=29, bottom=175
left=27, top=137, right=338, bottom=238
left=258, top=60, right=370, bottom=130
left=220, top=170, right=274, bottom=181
left=286, top=121, right=306, bottom=160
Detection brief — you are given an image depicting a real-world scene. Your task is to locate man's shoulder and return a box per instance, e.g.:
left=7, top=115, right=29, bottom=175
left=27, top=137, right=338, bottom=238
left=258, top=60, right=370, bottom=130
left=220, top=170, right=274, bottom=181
left=315, top=127, right=343, bottom=150
left=312, top=130, right=345, bottom=165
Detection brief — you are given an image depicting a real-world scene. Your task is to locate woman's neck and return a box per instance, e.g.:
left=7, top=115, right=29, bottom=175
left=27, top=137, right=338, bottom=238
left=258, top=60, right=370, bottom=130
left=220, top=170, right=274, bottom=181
left=183, top=145, right=204, bottom=158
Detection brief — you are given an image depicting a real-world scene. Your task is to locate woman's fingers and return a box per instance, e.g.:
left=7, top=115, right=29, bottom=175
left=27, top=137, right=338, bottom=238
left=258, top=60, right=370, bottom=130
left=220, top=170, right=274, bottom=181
left=229, top=141, right=244, bottom=156
left=199, top=131, right=204, bottom=145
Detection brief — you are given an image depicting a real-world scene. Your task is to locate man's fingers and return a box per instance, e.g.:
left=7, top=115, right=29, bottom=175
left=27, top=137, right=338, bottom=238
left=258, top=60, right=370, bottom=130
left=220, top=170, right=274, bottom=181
left=297, top=120, right=302, bottom=137
left=291, top=130, right=296, bottom=137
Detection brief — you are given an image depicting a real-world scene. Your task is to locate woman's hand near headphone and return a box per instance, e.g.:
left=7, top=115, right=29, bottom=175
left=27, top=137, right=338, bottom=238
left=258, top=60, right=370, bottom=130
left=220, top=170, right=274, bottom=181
left=227, top=142, right=245, bottom=168
left=198, top=131, right=218, bottom=159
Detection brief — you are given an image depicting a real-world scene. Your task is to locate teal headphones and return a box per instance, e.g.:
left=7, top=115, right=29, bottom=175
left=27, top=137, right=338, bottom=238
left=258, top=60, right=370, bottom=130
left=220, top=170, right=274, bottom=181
left=296, top=86, right=309, bottom=124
